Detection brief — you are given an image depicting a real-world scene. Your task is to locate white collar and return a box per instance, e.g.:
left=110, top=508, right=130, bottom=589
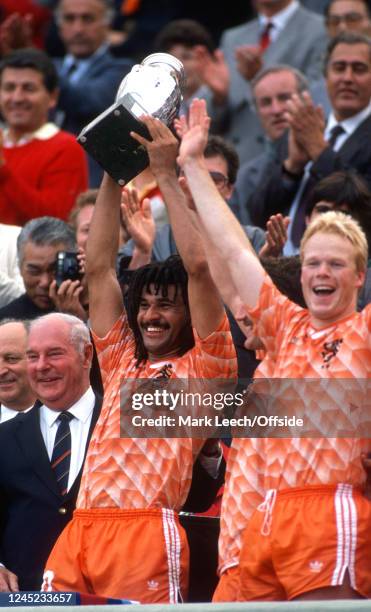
left=40, top=386, right=95, bottom=428
left=62, top=43, right=109, bottom=69
left=259, top=0, right=299, bottom=31
left=0, top=404, right=33, bottom=422
left=326, top=101, right=371, bottom=137
left=3, top=122, right=60, bottom=147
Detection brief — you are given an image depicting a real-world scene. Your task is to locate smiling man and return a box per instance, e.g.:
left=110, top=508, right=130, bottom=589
left=41, top=119, right=237, bottom=602
left=175, top=98, right=371, bottom=602
left=0, top=320, right=35, bottom=424
left=0, top=48, right=87, bottom=225
left=0, top=313, right=101, bottom=592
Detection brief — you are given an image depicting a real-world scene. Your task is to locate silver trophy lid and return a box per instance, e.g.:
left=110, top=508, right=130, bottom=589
left=141, top=52, right=186, bottom=91
left=115, top=52, right=185, bottom=117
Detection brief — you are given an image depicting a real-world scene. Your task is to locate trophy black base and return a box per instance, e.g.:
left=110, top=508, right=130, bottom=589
left=77, top=102, right=151, bottom=185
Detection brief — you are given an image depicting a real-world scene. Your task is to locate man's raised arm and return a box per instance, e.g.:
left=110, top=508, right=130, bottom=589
left=86, top=173, right=124, bottom=337
left=176, top=99, right=266, bottom=311
left=131, top=116, right=224, bottom=339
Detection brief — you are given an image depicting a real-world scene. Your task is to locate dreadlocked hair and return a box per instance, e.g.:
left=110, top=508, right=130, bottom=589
left=126, top=255, right=190, bottom=366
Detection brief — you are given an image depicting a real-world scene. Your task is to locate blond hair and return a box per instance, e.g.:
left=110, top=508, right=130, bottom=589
left=300, top=211, right=368, bottom=274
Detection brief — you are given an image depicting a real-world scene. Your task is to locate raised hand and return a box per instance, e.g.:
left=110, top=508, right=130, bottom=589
left=193, top=46, right=230, bottom=104
left=120, top=187, right=155, bottom=255
left=130, top=116, right=179, bottom=179
left=284, top=92, right=326, bottom=160
left=235, top=45, right=263, bottom=81
left=284, top=126, right=311, bottom=175
left=0, top=13, right=33, bottom=56
left=259, top=214, right=290, bottom=258
left=176, top=98, right=211, bottom=168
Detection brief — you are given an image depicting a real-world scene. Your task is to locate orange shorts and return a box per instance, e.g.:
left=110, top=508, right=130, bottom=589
left=238, top=484, right=371, bottom=601
left=213, top=565, right=240, bottom=602
left=42, top=508, right=189, bottom=604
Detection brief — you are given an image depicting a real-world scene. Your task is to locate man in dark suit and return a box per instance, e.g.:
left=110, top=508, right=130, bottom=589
left=0, top=312, right=101, bottom=592
left=53, top=0, right=132, bottom=186
left=247, top=31, right=371, bottom=252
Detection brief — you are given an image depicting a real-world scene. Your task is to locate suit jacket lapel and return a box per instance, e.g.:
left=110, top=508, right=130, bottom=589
left=337, top=115, right=371, bottom=160
left=14, top=405, right=61, bottom=498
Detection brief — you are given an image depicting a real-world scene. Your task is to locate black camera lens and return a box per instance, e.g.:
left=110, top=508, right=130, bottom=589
left=55, top=252, right=82, bottom=287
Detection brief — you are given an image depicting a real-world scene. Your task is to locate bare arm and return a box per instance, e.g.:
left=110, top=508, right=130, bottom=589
left=86, top=173, right=124, bottom=337
left=131, top=116, right=225, bottom=338
left=176, top=99, right=266, bottom=310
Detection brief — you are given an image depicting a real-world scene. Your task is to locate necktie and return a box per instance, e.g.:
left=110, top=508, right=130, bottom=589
left=260, top=22, right=273, bottom=52
left=51, top=412, right=74, bottom=496
left=290, top=124, right=345, bottom=246
left=327, top=124, right=345, bottom=148
left=65, top=61, right=78, bottom=79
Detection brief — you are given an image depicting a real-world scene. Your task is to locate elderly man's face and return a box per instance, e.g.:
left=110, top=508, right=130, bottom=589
left=26, top=317, right=91, bottom=410
left=254, top=70, right=300, bottom=140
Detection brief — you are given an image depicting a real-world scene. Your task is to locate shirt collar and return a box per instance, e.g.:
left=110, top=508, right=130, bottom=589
left=0, top=404, right=33, bottom=420
left=40, top=386, right=95, bottom=428
left=62, top=43, right=109, bottom=71
left=326, top=101, right=371, bottom=137
left=259, top=0, right=299, bottom=32
left=3, top=122, right=60, bottom=147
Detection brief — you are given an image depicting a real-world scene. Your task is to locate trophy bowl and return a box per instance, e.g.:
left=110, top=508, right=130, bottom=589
left=77, top=53, right=185, bottom=185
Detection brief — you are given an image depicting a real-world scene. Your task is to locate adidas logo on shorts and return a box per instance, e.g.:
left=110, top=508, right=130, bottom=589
left=147, top=580, right=159, bottom=590
left=309, top=560, right=323, bottom=573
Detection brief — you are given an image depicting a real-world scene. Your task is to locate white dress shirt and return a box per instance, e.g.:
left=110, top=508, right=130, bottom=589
left=39, top=386, right=95, bottom=492
left=0, top=404, right=33, bottom=424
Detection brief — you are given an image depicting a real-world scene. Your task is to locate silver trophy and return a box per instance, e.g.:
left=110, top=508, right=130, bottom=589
left=77, top=53, right=185, bottom=185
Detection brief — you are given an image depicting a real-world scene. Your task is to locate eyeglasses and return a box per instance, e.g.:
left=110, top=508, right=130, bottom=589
left=326, top=12, right=367, bottom=27
left=209, top=171, right=229, bottom=188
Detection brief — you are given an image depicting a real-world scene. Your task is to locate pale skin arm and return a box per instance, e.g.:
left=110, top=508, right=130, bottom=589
left=130, top=116, right=225, bottom=338
left=85, top=173, right=124, bottom=337
left=176, top=99, right=266, bottom=310
left=188, top=207, right=264, bottom=350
